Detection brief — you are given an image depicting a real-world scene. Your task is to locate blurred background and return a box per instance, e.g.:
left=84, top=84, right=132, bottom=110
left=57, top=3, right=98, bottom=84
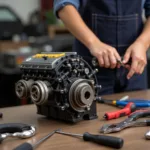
left=0, top=0, right=74, bottom=107
left=0, top=0, right=149, bottom=108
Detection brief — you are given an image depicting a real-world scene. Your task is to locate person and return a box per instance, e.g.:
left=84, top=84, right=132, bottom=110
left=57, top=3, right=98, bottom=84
left=53, top=0, right=150, bottom=95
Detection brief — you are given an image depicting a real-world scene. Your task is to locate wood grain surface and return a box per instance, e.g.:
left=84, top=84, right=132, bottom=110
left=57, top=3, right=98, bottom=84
left=0, top=90, right=150, bottom=150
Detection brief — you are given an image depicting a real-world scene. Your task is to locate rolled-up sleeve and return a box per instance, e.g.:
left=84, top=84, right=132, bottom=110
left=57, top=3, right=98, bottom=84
left=144, top=0, right=150, bottom=18
left=53, top=0, right=80, bottom=17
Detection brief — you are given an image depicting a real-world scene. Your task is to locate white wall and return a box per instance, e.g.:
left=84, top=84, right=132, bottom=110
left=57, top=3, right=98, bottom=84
left=0, top=0, right=40, bottom=24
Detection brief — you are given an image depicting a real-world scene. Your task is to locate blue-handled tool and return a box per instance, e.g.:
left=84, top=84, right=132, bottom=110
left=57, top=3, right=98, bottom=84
left=114, top=100, right=150, bottom=108
left=97, top=98, right=150, bottom=108
left=121, top=99, right=150, bottom=102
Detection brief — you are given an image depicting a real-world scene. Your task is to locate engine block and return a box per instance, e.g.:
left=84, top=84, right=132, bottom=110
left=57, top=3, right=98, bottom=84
left=15, top=52, right=100, bottom=122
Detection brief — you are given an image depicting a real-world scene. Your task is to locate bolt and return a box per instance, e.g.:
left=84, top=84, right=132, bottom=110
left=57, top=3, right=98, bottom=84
left=80, top=62, right=84, bottom=66
left=74, top=69, right=77, bottom=74
left=84, top=68, right=90, bottom=75
left=77, top=114, right=81, bottom=118
left=77, top=58, right=80, bottom=62
left=86, top=107, right=90, bottom=111
left=67, top=64, right=71, bottom=68
left=91, top=80, right=95, bottom=85
left=61, top=106, right=65, bottom=111
left=95, top=68, right=99, bottom=73
left=58, top=78, right=62, bottom=82
left=64, top=88, right=68, bottom=93
left=95, top=85, right=102, bottom=89
left=65, top=103, right=69, bottom=108
left=60, top=90, right=64, bottom=94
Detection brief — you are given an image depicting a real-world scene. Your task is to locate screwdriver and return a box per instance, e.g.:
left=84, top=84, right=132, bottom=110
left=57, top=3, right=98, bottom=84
left=56, top=130, right=124, bottom=149
left=104, top=102, right=136, bottom=120
left=97, top=96, right=129, bottom=107
left=13, top=129, right=60, bottom=150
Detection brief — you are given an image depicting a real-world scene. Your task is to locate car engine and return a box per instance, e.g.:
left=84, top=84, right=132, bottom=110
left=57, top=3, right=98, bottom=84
left=15, top=52, right=100, bottom=122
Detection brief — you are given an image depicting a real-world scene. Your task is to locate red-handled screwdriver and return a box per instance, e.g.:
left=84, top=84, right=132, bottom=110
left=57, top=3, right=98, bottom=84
left=103, top=102, right=136, bottom=120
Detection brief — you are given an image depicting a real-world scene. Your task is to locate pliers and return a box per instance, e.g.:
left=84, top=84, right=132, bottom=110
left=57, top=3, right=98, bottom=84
left=117, top=57, right=132, bottom=67
left=117, top=60, right=126, bottom=67
left=100, top=110, right=150, bottom=134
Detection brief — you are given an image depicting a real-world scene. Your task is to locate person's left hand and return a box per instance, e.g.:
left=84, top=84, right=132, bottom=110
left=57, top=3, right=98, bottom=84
left=123, top=40, right=148, bottom=79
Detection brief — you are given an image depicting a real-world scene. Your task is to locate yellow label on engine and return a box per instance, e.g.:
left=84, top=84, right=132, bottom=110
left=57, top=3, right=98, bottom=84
left=33, top=53, right=65, bottom=58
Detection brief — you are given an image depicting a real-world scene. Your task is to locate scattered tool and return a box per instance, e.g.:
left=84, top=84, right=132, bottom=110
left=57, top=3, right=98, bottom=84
left=119, top=95, right=129, bottom=101
left=97, top=98, right=150, bottom=108
left=145, top=130, right=150, bottom=139
left=115, top=100, right=150, bottom=108
left=117, top=59, right=126, bottom=67
left=56, top=130, right=124, bottom=149
left=92, top=56, right=132, bottom=68
left=13, top=129, right=60, bottom=150
left=103, top=102, right=136, bottom=120
left=117, top=57, right=132, bottom=67
left=0, top=123, right=36, bottom=143
left=117, top=60, right=131, bottom=68
left=100, top=110, right=150, bottom=134
left=119, top=99, right=150, bottom=108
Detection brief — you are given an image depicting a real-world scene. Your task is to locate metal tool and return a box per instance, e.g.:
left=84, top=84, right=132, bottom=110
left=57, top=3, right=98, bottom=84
left=117, top=57, right=132, bottom=67
left=100, top=110, right=150, bottom=134
left=92, top=56, right=131, bottom=67
left=103, top=102, right=136, bottom=120
left=0, top=123, right=36, bottom=143
left=97, top=97, right=150, bottom=108
left=117, top=60, right=125, bottom=67
left=56, top=130, right=124, bottom=149
left=145, top=130, right=150, bottom=139
left=13, top=129, right=60, bottom=150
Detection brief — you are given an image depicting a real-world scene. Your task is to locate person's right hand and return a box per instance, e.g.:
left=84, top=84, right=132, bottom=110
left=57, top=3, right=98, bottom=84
left=89, top=40, right=121, bottom=69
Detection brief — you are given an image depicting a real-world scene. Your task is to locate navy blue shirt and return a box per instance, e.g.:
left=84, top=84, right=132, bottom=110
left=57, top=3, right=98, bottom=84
left=54, top=0, right=150, bottom=18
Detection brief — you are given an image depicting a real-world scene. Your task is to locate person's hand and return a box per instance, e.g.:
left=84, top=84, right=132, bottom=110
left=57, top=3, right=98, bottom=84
left=89, top=40, right=121, bottom=69
left=123, top=40, right=148, bottom=79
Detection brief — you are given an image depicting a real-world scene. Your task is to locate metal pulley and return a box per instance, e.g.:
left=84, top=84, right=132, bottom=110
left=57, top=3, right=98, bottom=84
left=30, top=80, right=53, bottom=105
left=69, top=79, right=95, bottom=112
left=15, top=79, right=34, bottom=99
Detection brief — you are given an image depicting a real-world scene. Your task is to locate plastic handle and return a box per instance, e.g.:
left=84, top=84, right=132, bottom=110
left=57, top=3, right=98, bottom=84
left=105, top=102, right=135, bottom=120
left=105, top=102, right=136, bottom=120
left=0, top=123, right=31, bottom=133
left=116, top=101, right=150, bottom=108
left=13, top=143, right=33, bottom=150
left=83, top=132, right=124, bottom=149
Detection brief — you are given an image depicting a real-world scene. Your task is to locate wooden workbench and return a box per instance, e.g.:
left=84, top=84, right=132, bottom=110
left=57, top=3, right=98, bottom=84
left=0, top=90, right=150, bottom=150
